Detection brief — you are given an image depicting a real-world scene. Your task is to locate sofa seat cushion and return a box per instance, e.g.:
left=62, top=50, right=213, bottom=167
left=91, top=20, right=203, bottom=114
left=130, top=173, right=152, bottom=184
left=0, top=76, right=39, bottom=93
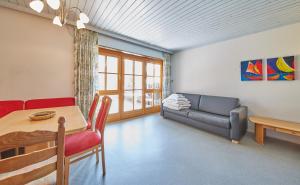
left=163, top=107, right=190, bottom=117
left=188, top=111, right=230, bottom=129
left=198, top=95, right=239, bottom=116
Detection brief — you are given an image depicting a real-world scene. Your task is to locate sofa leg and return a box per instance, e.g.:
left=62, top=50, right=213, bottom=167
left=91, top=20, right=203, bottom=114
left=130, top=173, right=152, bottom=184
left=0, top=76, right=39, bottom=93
left=231, top=140, right=240, bottom=144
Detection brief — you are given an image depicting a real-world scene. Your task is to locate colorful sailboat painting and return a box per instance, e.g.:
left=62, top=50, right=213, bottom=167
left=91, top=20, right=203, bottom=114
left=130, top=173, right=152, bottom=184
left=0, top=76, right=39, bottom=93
left=267, top=56, right=295, bottom=81
left=241, top=60, right=263, bottom=81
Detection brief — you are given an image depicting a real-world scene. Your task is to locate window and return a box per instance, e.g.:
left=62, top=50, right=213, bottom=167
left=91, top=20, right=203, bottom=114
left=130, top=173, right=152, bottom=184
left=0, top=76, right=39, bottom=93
left=97, top=48, right=162, bottom=122
left=146, top=63, right=161, bottom=108
left=95, top=51, right=121, bottom=120
left=95, top=55, right=119, bottom=91
left=123, top=59, right=143, bottom=112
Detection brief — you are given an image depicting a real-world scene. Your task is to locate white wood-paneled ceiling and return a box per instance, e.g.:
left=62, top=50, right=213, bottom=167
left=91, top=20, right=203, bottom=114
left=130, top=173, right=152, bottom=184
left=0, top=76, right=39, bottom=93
left=2, top=0, right=300, bottom=52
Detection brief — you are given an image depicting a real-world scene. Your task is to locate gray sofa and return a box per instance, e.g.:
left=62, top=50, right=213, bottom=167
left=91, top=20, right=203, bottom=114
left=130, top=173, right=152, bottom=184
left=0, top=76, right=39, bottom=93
left=161, top=93, right=248, bottom=142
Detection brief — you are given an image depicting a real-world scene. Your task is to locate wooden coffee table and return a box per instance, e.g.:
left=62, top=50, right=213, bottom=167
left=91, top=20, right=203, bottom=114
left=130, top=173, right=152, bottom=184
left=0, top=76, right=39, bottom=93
left=249, top=116, right=300, bottom=144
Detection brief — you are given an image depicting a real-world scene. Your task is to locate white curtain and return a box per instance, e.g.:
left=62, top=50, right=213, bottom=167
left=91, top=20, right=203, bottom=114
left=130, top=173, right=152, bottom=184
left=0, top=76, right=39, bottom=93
left=74, top=28, right=98, bottom=118
left=162, top=53, right=172, bottom=99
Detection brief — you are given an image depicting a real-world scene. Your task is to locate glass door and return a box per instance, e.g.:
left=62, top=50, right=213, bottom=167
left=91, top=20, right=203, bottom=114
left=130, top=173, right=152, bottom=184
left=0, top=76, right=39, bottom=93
left=122, top=57, right=144, bottom=118
left=95, top=49, right=121, bottom=121
left=96, top=47, right=163, bottom=122
left=145, top=61, right=162, bottom=112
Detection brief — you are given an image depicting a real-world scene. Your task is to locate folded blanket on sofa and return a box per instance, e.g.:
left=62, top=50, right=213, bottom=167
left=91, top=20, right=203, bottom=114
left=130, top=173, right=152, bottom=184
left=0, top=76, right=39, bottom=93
left=163, top=99, right=188, bottom=104
left=164, top=101, right=191, bottom=107
left=163, top=103, right=190, bottom=110
left=162, top=94, right=191, bottom=110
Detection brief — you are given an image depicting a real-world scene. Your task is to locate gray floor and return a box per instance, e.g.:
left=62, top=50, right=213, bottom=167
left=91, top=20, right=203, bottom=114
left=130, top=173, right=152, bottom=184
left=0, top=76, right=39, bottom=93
left=70, top=114, right=300, bottom=185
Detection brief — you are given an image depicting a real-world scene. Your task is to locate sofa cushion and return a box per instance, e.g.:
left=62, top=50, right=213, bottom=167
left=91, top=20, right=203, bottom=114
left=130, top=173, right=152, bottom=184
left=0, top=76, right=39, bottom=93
left=198, top=95, right=239, bottom=116
left=188, top=110, right=230, bottom=129
left=177, top=93, right=201, bottom=110
left=163, top=107, right=190, bottom=117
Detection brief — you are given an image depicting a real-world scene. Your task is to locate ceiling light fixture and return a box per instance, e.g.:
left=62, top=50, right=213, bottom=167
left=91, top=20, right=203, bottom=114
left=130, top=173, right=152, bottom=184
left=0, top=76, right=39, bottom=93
left=76, top=20, right=85, bottom=29
left=29, top=0, right=89, bottom=29
left=29, top=0, right=44, bottom=13
left=79, top=12, right=89, bottom=24
left=53, top=16, right=62, bottom=27
left=46, top=0, right=60, bottom=10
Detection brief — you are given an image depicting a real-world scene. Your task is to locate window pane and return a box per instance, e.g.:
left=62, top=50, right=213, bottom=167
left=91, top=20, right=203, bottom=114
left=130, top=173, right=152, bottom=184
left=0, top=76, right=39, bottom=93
left=124, top=59, right=133, bottom=74
left=99, top=95, right=119, bottom=114
left=107, top=56, right=118, bottom=73
left=124, top=91, right=133, bottom=112
left=134, top=90, right=142, bottom=110
left=145, top=93, right=153, bottom=108
left=154, top=77, right=160, bottom=89
left=154, top=64, right=161, bottom=77
left=146, top=77, right=153, bottom=89
left=107, top=74, right=118, bottom=90
left=134, top=76, right=142, bottom=90
left=154, top=92, right=161, bottom=106
left=147, top=63, right=154, bottom=76
left=97, top=55, right=105, bottom=72
left=109, top=95, right=119, bottom=114
left=134, top=61, right=143, bottom=75
left=124, top=75, right=133, bottom=90
left=95, top=73, right=105, bottom=90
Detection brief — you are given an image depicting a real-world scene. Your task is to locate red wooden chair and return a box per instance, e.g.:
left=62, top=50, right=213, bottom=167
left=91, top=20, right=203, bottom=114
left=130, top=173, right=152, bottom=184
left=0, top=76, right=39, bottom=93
left=25, top=97, right=75, bottom=109
left=0, top=100, right=24, bottom=118
left=86, top=93, right=100, bottom=130
left=0, top=117, right=65, bottom=185
left=64, top=96, right=111, bottom=184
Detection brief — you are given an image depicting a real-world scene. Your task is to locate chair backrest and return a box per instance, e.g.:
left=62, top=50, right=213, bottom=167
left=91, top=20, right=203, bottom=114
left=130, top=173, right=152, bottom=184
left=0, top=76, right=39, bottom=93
left=25, top=97, right=75, bottom=110
left=0, top=117, right=66, bottom=185
left=88, top=93, right=100, bottom=122
left=0, top=100, right=24, bottom=118
left=95, top=96, right=112, bottom=134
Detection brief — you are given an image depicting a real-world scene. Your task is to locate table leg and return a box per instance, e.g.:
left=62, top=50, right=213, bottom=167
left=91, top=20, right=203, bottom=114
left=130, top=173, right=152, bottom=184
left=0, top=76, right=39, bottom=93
left=255, top=124, right=265, bottom=144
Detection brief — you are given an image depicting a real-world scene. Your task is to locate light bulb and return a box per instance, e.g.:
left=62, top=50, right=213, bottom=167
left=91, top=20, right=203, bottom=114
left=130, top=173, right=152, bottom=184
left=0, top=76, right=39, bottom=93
left=76, top=20, right=85, bottom=29
left=29, top=0, right=44, bottom=13
left=53, top=16, right=62, bottom=27
left=79, top=13, right=89, bottom=23
left=47, top=0, right=60, bottom=10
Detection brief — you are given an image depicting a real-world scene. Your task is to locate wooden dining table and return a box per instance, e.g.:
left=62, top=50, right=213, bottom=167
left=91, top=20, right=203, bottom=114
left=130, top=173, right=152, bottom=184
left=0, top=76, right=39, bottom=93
left=0, top=106, right=87, bottom=153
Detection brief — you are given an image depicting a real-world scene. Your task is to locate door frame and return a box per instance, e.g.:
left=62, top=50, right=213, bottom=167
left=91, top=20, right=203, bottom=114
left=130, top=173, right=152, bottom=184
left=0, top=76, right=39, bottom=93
left=98, top=47, right=162, bottom=122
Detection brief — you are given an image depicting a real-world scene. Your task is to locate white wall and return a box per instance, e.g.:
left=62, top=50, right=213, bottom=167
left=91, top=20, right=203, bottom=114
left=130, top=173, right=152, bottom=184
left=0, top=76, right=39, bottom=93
left=0, top=7, right=75, bottom=100
left=0, top=7, right=167, bottom=101
left=99, top=34, right=164, bottom=59
left=172, top=23, right=300, bottom=143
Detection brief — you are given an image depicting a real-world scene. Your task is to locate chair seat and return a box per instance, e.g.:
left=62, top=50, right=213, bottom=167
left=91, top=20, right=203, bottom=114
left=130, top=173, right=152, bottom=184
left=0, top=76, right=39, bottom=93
left=65, top=131, right=101, bottom=157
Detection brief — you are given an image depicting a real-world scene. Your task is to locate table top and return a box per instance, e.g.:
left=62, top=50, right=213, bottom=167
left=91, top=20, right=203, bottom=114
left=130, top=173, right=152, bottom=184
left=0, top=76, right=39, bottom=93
left=0, top=106, right=87, bottom=136
left=249, top=116, right=300, bottom=132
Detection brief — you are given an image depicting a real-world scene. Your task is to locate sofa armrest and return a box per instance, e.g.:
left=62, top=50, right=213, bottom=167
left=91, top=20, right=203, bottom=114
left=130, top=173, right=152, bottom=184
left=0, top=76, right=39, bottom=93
left=230, top=106, right=248, bottom=141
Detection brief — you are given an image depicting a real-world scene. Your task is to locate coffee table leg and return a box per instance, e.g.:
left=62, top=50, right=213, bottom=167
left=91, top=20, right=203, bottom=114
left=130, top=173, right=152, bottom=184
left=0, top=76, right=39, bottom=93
left=255, top=124, right=265, bottom=144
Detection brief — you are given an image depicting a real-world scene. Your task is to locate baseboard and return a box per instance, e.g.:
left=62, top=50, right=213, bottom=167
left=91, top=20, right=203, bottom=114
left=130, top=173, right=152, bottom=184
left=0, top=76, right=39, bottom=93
left=247, top=121, right=300, bottom=145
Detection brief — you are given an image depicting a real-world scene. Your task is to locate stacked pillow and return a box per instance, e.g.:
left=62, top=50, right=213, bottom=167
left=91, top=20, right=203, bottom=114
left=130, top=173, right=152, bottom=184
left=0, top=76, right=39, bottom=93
left=162, top=94, right=191, bottom=110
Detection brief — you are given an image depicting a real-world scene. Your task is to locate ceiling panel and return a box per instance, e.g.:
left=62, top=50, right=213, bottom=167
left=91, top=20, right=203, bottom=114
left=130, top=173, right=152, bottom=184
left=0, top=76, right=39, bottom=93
left=2, top=0, right=300, bottom=52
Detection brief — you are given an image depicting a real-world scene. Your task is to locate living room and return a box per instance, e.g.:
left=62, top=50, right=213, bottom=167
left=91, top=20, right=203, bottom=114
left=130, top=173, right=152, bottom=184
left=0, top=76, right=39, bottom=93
left=0, top=1, right=300, bottom=185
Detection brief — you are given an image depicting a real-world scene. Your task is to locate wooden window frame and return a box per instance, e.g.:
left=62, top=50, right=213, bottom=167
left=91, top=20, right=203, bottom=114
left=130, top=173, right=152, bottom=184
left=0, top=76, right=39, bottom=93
left=98, top=47, right=162, bottom=122
left=97, top=49, right=122, bottom=122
